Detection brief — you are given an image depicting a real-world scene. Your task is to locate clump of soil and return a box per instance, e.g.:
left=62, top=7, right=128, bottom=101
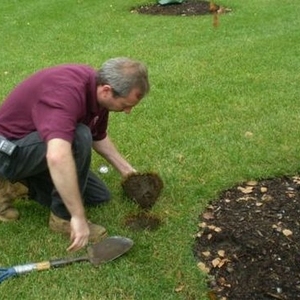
left=193, top=175, right=300, bottom=299
left=121, top=173, right=164, bottom=210
left=124, top=211, right=162, bottom=231
left=132, top=0, right=230, bottom=16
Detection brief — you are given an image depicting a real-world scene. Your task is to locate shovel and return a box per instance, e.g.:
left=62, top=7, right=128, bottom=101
left=0, top=236, right=133, bottom=283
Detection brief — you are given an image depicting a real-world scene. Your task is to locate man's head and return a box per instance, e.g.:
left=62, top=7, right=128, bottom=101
left=96, top=57, right=150, bottom=113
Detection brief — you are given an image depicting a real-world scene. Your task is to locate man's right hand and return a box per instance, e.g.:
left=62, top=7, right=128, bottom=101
left=67, top=216, right=90, bottom=251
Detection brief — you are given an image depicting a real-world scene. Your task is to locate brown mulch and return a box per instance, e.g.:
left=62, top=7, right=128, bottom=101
left=193, top=175, right=300, bottom=300
left=132, top=0, right=230, bottom=17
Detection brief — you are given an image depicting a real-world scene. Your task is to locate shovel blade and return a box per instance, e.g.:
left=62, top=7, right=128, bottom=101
left=87, top=236, right=133, bottom=266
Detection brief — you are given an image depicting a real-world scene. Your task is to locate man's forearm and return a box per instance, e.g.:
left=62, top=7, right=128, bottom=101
left=47, top=138, right=85, bottom=219
left=93, top=136, right=136, bottom=177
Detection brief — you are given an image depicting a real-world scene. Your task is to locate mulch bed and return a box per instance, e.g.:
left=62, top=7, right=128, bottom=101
left=132, top=0, right=230, bottom=16
left=193, top=175, right=300, bottom=299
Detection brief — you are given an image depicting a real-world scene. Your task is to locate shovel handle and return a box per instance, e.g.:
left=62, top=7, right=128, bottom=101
left=12, top=256, right=89, bottom=275
left=13, top=261, right=51, bottom=275
left=50, top=256, right=89, bottom=267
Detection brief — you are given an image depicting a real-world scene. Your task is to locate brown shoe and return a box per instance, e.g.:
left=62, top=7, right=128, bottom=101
left=9, top=182, right=29, bottom=199
left=0, top=204, right=19, bottom=222
left=0, top=178, right=21, bottom=222
left=49, top=212, right=107, bottom=243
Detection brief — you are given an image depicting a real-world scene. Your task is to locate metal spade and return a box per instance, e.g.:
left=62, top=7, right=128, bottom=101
left=0, top=236, right=133, bottom=283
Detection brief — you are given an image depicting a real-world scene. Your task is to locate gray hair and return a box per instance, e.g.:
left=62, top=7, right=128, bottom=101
left=96, top=57, right=150, bottom=98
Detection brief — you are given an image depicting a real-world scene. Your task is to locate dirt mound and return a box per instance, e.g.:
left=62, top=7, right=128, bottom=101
left=132, top=0, right=230, bottom=17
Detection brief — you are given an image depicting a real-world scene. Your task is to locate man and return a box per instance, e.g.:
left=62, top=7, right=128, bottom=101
left=0, top=57, right=150, bottom=251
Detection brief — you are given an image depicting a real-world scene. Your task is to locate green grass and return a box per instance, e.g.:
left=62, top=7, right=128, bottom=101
left=1, top=0, right=300, bottom=299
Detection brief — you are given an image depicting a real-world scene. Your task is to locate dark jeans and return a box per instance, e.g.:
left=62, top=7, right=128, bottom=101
left=0, top=124, right=110, bottom=220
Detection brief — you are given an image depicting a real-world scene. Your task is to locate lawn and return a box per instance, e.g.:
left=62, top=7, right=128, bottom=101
left=1, top=0, right=300, bottom=299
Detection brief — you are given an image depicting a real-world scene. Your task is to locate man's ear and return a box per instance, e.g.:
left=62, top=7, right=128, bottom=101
left=102, top=85, right=112, bottom=93
left=97, top=85, right=112, bottom=100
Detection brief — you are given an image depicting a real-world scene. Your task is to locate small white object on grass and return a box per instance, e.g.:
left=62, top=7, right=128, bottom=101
left=98, top=165, right=109, bottom=174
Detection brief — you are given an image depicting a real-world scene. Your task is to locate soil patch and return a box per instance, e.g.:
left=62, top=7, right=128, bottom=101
left=124, top=211, right=162, bottom=231
left=132, top=0, right=230, bottom=17
left=193, top=175, right=300, bottom=299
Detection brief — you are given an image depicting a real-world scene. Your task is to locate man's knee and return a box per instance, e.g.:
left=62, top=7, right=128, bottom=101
left=84, top=187, right=111, bottom=206
left=102, top=189, right=111, bottom=203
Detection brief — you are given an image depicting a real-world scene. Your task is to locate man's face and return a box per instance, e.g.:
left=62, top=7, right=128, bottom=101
left=97, top=85, right=142, bottom=114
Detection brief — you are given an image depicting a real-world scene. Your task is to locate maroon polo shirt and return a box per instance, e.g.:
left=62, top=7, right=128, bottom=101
left=0, top=64, right=108, bottom=143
